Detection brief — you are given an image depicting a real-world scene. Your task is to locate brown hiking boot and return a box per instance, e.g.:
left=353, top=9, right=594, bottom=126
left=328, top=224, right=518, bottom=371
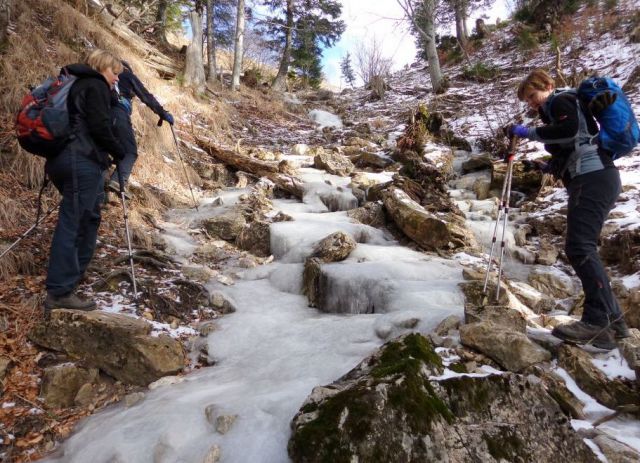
left=610, top=318, right=630, bottom=339
left=44, top=292, right=97, bottom=312
left=551, top=321, right=616, bottom=350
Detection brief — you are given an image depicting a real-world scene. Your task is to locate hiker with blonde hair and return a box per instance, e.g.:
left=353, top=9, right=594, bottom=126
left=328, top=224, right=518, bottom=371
left=505, top=68, right=629, bottom=350
left=44, top=49, right=126, bottom=313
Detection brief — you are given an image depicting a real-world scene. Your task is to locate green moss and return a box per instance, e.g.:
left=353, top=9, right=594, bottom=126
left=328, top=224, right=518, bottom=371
left=289, top=386, right=375, bottom=463
left=290, top=335, right=455, bottom=461
left=372, top=333, right=442, bottom=378
left=462, top=62, right=501, bottom=82
left=374, top=335, right=453, bottom=431
left=449, top=362, right=468, bottom=374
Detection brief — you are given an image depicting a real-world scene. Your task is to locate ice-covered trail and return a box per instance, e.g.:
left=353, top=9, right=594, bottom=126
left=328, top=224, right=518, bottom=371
left=42, top=150, right=469, bottom=462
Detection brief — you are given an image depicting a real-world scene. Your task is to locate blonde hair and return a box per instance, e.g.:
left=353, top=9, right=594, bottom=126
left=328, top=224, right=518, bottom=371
left=85, top=49, right=123, bottom=74
left=517, top=69, right=555, bottom=101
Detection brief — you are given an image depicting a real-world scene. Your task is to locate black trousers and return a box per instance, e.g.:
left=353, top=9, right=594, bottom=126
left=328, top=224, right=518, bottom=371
left=109, top=106, right=137, bottom=186
left=565, top=167, right=622, bottom=327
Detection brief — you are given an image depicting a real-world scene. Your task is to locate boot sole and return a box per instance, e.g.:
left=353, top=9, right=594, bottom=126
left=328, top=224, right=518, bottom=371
left=553, top=334, right=616, bottom=351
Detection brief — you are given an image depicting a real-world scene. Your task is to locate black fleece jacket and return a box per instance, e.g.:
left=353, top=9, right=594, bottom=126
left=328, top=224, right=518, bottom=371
left=65, top=63, right=125, bottom=165
left=117, top=64, right=165, bottom=116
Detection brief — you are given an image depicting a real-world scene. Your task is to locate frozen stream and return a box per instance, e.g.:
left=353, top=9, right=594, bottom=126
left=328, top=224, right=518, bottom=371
left=41, top=147, right=640, bottom=461
left=42, top=157, right=467, bottom=463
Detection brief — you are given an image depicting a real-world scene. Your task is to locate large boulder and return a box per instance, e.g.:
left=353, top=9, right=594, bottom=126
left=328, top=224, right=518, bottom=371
left=382, top=187, right=476, bottom=251
left=303, top=232, right=357, bottom=308
left=460, top=321, right=551, bottom=372
left=289, top=334, right=598, bottom=463
left=310, top=231, right=357, bottom=263
left=29, top=310, right=185, bottom=386
left=313, top=148, right=354, bottom=177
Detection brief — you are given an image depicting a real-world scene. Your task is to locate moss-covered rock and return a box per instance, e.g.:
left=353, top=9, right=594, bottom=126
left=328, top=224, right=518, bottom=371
left=289, top=333, right=597, bottom=463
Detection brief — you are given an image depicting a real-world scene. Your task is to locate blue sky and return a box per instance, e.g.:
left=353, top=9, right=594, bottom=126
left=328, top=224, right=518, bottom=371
left=322, top=0, right=510, bottom=88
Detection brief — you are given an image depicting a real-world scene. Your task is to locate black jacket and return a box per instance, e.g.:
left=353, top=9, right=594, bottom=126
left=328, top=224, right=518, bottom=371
left=65, top=63, right=125, bottom=167
left=536, top=92, right=613, bottom=181
left=117, top=64, right=165, bottom=116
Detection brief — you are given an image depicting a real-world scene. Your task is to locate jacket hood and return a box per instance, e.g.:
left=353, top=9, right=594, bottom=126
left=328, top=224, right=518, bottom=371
left=62, top=63, right=108, bottom=84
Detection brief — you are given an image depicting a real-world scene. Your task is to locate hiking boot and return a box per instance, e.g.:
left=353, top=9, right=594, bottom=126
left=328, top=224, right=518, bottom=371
left=610, top=318, right=630, bottom=339
left=551, top=321, right=616, bottom=350
left=44, top=292, right=97, bottom=312
left=107, top=180, right=132, bottom=200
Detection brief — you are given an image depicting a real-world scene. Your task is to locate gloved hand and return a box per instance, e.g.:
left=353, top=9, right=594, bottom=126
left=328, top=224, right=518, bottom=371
left=501, top=124, right=529, bottom=140
left=157, top=111, right=174, bottom=127
left=588, top=91, right=617, bottom=115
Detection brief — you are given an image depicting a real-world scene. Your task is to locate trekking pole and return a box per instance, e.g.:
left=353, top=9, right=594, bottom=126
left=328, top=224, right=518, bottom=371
left=0, top=177, right=57, bottom=261
left=483, top=137, right=518, bottom=299
left=169, top=125, right=199, bottom=211
left=116, top=165, right=138, bottom=298
left=0, top=204, right=58, bottom=260
left=495, top=156, right=515, bottom=301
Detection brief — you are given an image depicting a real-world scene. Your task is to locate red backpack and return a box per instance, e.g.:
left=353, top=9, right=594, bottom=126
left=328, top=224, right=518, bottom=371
left=15, top=68, right=77, bottom=158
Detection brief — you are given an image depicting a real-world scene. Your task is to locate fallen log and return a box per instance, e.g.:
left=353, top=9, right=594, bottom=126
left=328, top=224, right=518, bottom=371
left=195, top=135, right=304, bottom=199
left=381, top=186, right=476, bottom=252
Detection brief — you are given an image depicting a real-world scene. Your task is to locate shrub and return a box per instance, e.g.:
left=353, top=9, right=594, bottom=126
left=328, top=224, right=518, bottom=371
left=461, top=62, right=501, bottom=82
left=516, top=28, right=539, bottom=51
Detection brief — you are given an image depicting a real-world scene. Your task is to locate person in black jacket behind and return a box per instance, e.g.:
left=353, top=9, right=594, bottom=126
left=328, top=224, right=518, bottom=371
left=506, top=68, right=630, bottom=350
left=44, top=49, right=126, bottom=312
left=106, top=60, right=173, bottom=197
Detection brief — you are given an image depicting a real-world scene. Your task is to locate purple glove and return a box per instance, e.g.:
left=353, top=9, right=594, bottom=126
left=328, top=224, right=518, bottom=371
left=511, top=124, right=529, bottom=138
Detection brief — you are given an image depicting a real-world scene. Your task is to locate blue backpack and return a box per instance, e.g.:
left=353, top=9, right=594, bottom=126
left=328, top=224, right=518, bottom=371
left=577, top=77, right=640, bottom=160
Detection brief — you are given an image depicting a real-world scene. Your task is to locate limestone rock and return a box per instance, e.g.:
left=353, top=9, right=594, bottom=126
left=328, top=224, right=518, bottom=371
left=434, top=315, right=461, bottom=336
left=203, top=445, right=221, bottom=463
left=302, top=258, right=323, bottom=308
left=313, top=148, right=354, bottom=176
left=289, top=333, right=597, bottom=463
left=464, top=304, right=527, bottom=333
left=216, top=415, right=238, bottom=435
left=460, top=321, right=551, bottom=372
left=236, top=220, right=271, bottom=257
left=618, top=329, right=640, bottom=386
left=40, top=364, right=99, bottom=408
left=310, top=231, right=357, bottom=263
left=557, top=345, right=637, bottom=409
left=593, top=434, right=640, bottom=462
left=203, top=211, right=247, bottom=241
left=29, top=310, right=185, bottom=386
left=536, top=239, right=559, bottom=265
left=355, top=152, right=392, bottom=169
left=382, top=187, right=476, bottom=251
left=492, top=161, right=543, bottom=195
left=528, top=266, right=574, bottom=299
left=461, top=155, right=493, bottom=174
left=536, top=369, right=585, bottom=419
left=346, top=202, right=386, bottom=228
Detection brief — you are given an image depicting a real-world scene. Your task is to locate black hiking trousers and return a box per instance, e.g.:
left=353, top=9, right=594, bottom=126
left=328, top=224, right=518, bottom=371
left=565, top=167, right=622, bottom=328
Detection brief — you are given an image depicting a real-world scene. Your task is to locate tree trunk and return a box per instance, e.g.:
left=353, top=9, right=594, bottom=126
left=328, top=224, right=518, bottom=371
left=154, top=0, right=169, bottom=47
left=421, top=1, right=443, bottom=93
left=184, top=10, right=206, bottom=93
left=271, top=0, right=294, bottom=91
left=206, top=0, right=217, bottom=85
left=454, top=2, right=468, bottom=48
left=231, top=0, right=245, bottom=91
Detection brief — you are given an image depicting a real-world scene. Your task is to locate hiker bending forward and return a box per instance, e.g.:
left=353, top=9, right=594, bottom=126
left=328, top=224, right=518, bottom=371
left=507, top=68, right=629, bottom=350
left=107, top=60, right=173, bottom=196
left=44, top=50, right=125, bottom=312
